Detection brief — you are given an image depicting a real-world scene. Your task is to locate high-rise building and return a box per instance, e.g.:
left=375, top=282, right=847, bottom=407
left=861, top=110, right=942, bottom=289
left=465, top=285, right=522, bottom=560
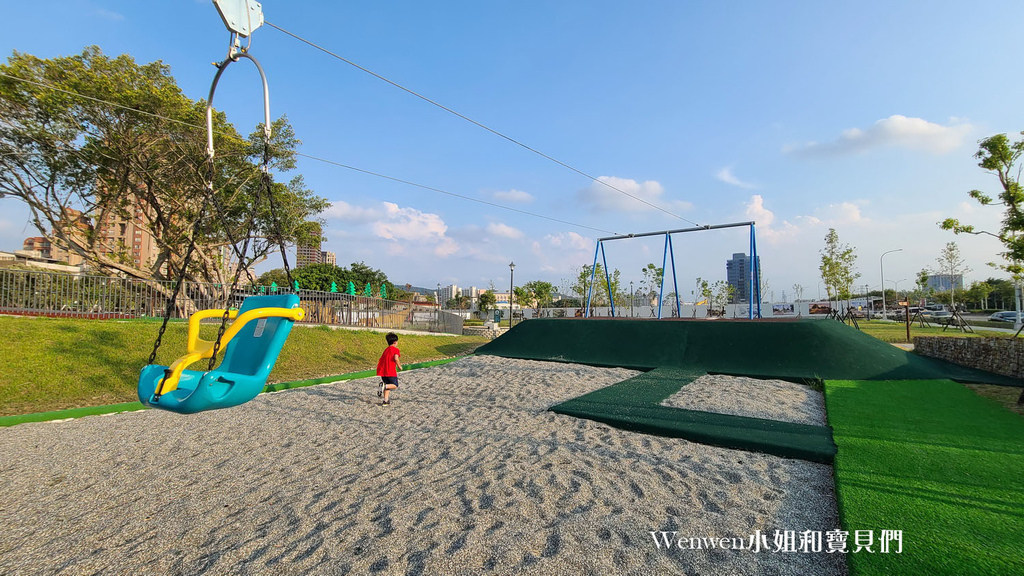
left=21, top=208, right=91, bottom=266
left=321, top=251, right=336, bottom=266
left=296, top=223, right=323, bottom=268
left=94, top=200, right=158, bottom=269
left=926, top=274, right=963, bottom=292
left=439, top=284, right=460, bottom=304
left=726, top=252, right=760, bottom=303
left=460, top=286, right=480, bottom=303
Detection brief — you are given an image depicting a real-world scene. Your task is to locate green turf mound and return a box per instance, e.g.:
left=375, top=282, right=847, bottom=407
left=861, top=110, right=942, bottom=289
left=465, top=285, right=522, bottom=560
left=826, top=380, right=1024, bottom=575
left=552, top=368, right=837, bottom=463
left=478, top=318, right=1020, bottom=463
left=477, top=318, right=1022, bottom=385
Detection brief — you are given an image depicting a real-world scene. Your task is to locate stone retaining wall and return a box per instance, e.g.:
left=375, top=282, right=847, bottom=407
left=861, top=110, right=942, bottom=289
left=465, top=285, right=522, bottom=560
left=913, top=336, right=1024, bottom=379
left=462, top=326, right=508, bottom=340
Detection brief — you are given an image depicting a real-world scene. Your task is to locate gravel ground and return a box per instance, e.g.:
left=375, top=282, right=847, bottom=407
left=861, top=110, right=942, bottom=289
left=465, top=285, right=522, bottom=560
left=662, top=374, right=828, bottom=426
left=0, top=356, right=846, bottom=575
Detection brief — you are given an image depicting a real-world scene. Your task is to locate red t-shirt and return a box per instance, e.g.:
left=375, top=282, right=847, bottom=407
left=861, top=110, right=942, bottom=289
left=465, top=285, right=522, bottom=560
left=376, top=345, right=401, bottom=377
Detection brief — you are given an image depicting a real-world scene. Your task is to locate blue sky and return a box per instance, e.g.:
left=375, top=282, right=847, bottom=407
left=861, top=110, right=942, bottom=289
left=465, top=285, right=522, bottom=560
left=2, top=0, right=1022, bottom=300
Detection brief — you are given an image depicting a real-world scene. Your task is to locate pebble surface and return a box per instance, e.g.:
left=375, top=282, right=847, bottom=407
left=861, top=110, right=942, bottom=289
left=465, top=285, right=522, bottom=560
left=0, top=356, right=846, bottom=575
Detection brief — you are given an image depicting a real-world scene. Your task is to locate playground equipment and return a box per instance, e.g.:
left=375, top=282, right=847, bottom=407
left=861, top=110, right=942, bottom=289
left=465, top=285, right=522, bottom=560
left=138, top=0, right=305, bottom=414
left=138, top=294, right=304, bottom=413
left=585, top=222, right=762, bottom=319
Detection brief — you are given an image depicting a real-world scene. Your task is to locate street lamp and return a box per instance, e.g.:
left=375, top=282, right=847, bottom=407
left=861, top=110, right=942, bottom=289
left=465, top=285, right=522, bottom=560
left=437, top=283, right=441, bottom=308
left=622, top=278, right=630, bottom=315
left=880, top=248, right=902, bottom=320
left=509, top=261, right=515, bottom=327
left=887, top=279, right=906, bottom=301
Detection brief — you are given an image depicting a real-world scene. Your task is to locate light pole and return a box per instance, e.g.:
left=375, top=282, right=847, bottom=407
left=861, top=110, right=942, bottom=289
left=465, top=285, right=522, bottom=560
left=888, top=279, right=906, bottom=300
left=817, top=281, right=823, bottom=300
left=508, top=261, right=515, bottom=327
left=630, top=281, right=634, bottom=317
left=880, top=248, right=902, bottom=320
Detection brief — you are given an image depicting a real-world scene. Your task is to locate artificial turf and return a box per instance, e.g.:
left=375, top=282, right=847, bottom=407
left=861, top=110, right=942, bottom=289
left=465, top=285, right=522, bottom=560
left=551, top=367, right=837, bottom=463
left=825, top=379, right=1024, bottom=576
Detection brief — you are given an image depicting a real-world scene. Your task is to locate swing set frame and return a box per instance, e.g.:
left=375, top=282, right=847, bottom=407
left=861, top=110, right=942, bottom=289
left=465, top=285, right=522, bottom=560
left=584, top=221, right=762, bottom=319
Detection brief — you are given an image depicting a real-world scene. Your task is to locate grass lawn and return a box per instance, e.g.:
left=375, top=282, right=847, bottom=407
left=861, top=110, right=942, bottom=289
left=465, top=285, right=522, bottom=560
left=825, top=379, right=1024, bottom=576
left=857, top=321, right=1012, bottom=343
left=0, top=315, right=487, bottom=417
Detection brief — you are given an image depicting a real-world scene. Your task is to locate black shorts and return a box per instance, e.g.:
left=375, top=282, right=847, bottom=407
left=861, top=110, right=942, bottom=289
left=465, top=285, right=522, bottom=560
left=381, top=376, right=399, bottom=387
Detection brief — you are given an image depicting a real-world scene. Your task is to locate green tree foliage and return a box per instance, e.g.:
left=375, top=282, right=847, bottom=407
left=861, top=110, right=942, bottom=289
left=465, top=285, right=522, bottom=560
left=260, top=261, right=391, bottom=294
left=520, top=280, right=556, bottom=315
left=819, top=228, right=860, bottom=301
left=0, top=47, right=328, bottom=291
left=571, top=264, right=621, bottom=306
left=940, top=133, right=1024, bottom=275
left=710, top=280, right=734, bottom=316
left=935, top=241, right=971, bottom=306
left=641, top=263, right=664, bottom=299
left=477, top=291, right=497, bottom=318
left=963, top=281, right=994, bottom=309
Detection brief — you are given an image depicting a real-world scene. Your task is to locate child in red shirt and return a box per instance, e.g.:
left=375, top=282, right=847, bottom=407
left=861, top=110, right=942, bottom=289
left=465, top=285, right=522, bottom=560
left=376, top=332, right=402, bottom=406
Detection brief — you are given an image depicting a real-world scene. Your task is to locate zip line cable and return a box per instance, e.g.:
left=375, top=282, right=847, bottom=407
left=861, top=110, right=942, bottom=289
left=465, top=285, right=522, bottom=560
left=0, top=71, right=617, bottom=236
left=294, top=152, right=616, bottom=235
left=264, top=21, right=702, bottom=227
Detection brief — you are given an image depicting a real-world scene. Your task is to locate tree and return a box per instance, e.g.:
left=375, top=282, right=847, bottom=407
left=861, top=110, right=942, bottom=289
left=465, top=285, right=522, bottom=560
left=258, top=261, right=392, bottom=294
left=477, top=290, right=497, bottom=319
left=640, top=263, right=664, bottom=300
left=291, top=263, right=345, bottom=292
left=710, top=280, right=734, bottom=316
left=570, top=264, right=621, bottom=307
left=792, top=283, right=805, bottom=301
left=965, top=281, right=994, bottom=310
left=935, top=242, right=971, bottom=307
left=819, top=228, right=860, bottom=302
left=913, top=269, right=931, bottom=303
left=0, top=47, right=327, bottom=298
left=520, top=280, right=555, bottom=315
left=940, top=133, right=1024, bottom=275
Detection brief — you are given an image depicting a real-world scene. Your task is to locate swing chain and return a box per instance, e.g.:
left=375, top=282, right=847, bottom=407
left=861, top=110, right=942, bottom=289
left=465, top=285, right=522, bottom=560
left=263, top=139, right=296, bottom=293
left=148, top=168, right=215, bottom=398
left=207, top=143, right=268, bottom=371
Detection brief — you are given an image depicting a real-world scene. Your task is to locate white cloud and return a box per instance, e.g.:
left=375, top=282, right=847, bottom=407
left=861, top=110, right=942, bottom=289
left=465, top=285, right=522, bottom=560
left=716, top=167, right=757, bottom=189
left=789, top=115, right=973, bottom=156
left=371, top=202, right=460, bottom=257
left=544, top=232, right=591, bottom=251
left=434, top=237, right=459, bottom=257
left=577, top=176, right=692, bottom=214
left=322, top=200, right=382, bottom=222
left=744, top=195, right=799, bottom=244
left=486, top=222, right=524, bottom=240
left=521, top=232, right=596, bottom=276
left=819, top=201, right=868, bottom=226
left=492, top=189, right=534, bottom=203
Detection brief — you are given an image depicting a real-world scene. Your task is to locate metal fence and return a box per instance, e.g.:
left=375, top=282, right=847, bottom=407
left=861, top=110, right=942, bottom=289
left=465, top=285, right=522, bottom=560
left=0, top=268, right=462, bottom=334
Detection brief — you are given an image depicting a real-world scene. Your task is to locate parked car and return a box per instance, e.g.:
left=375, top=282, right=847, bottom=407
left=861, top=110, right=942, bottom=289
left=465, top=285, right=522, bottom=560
left=925, top=310, right=953, bottom=324
left=989, top=311, right=1020, bottom=323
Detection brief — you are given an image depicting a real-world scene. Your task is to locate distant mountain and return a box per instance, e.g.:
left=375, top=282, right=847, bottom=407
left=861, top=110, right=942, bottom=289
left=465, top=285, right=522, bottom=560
left=396, top=284, right=438, bottom=296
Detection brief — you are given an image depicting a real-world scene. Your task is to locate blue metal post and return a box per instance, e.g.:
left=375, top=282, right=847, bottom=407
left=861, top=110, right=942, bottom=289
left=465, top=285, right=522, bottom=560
left=585, top=241, right=600, bottom=318
left=658, top=233, right=669, bottom=319
left=752, top=225, right=762, bottom=318
left=749, top=226, right=754, bottom=319
left=601, top=243, right=615, bottom=317
left=669, top=235, right=681, bottom=316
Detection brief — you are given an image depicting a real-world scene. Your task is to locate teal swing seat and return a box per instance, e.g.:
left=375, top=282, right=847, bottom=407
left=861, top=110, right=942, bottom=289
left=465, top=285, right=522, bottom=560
left=138, top=294, right=305, bottom=414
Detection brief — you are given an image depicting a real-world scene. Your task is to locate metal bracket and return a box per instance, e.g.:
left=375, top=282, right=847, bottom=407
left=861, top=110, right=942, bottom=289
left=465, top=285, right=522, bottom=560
left=213, top=0, right=264, bottom=37
left=205, top=0, right=272, bottom=161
